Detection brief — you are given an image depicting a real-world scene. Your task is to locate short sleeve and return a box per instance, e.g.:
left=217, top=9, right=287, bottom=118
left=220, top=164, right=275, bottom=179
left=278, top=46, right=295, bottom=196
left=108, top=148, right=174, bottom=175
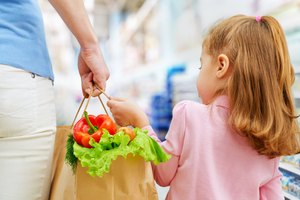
left=260, top=161, right=284, bottom=200
left=162, top=101, right=187, bottom=156
left=143, top=101, right=187, bottom=156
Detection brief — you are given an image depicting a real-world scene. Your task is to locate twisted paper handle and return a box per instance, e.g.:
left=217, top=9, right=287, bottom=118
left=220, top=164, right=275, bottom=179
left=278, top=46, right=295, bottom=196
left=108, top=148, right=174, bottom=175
left=71, top=87, right=111, bottom=129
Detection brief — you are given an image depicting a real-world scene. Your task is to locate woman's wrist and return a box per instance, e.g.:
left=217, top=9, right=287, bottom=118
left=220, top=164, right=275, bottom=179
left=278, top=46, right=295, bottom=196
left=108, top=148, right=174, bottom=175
left=80, top=38, right=99, bottom=51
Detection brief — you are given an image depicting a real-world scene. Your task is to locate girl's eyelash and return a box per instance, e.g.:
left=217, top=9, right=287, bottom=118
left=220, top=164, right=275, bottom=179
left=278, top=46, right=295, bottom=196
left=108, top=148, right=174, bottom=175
left=198, top=66, right=202, bottom=70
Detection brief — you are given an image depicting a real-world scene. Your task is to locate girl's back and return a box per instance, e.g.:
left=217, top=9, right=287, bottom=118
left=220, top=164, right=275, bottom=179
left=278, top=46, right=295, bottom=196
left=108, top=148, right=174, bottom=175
left=148, top=96, right=282, bottom=200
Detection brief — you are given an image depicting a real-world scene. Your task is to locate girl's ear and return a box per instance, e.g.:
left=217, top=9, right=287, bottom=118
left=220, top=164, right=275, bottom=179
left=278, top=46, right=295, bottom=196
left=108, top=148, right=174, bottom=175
left=216, top=54, right=230, bottom=78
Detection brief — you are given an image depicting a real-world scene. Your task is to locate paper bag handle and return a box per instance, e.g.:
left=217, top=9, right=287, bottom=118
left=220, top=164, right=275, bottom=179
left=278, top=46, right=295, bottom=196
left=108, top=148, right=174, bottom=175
left=70, top=87, right=111, bottom=129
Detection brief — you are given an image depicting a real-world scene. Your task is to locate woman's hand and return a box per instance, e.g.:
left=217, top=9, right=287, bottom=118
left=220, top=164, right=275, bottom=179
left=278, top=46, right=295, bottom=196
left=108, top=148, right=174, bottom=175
left=107, top=97, right=150, bottom=128
left=78, top=45, right=110, bottom=97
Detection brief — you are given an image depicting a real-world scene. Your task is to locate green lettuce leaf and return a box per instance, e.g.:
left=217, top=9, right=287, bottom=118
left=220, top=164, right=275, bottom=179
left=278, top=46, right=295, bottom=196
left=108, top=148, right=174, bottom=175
left=73, top=128, right=171, bottom=177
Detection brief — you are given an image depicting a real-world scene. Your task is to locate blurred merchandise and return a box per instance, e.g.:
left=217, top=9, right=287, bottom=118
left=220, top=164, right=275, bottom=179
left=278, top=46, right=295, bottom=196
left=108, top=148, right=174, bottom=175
left=280, top=168, right=300, bottom=199
left=281, top=155, right=300, bottom=169
left=149, top=64, right=186, bottom=140
left=149, top=93, right=172, bottom=141
left=170, top=66, right=199, bottom=105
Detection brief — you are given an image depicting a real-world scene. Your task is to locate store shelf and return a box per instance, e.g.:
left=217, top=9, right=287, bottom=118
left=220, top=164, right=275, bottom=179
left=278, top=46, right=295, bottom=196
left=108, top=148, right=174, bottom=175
left=293, top=91, right=300, bottom=99
left=122, top=0, right=159, bottom=43
left=279, top=162, right=300, bottom=175
left=118, top=46, right=201, bottom=85
left=294, top=67, right=300, bottom=74
left=260, top=0, right=297, bottom=15
left=259, top=0, right=300, bottom=15
left=264, top=0, right=300, bottom=30
left=283, top=191, right=299, bottom=200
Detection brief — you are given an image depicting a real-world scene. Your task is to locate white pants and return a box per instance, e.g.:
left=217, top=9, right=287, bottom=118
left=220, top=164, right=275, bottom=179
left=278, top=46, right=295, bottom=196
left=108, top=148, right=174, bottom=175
left=0, top=65, right=56, bottom=200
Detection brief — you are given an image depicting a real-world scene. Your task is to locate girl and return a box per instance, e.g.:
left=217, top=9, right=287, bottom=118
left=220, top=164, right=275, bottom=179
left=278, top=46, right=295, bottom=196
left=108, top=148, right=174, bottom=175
left=107, top=15, right=300, bottom=200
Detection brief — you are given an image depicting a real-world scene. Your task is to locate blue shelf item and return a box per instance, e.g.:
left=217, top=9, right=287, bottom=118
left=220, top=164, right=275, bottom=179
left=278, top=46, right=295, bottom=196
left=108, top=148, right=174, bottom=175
left=149, top=64, right=186, bottom=141
left=150, top=93, right=172, bottom=131
left=166, top=64, right=186, bottom=99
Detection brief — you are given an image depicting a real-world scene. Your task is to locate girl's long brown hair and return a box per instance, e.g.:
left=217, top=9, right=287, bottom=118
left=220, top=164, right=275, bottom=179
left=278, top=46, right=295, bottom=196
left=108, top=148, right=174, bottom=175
left=204, top=15, right=300, bottom=158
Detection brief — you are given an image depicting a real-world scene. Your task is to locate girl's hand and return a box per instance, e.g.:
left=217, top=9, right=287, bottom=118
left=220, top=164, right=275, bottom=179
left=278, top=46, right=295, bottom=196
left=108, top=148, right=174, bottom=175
left=78, top=45, right=110, bottom=97
left=107, top=97, right=150, bottom=128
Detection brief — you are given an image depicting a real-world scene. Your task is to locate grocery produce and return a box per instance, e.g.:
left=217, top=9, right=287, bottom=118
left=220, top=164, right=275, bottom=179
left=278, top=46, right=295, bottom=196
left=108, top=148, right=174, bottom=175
left=73, top=111, right=117, bottom=148
left=66, top=125, right=171, bottom=176
left=117, top=127, right=136, bottom=141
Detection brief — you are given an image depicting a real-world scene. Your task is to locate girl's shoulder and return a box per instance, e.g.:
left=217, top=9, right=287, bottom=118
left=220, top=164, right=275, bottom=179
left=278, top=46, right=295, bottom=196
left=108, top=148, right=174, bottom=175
left=173, top=96, right=229, bottom=122
left=173, top=100, right=208, bottom=115
left=174, top=96, right=229, bottom=113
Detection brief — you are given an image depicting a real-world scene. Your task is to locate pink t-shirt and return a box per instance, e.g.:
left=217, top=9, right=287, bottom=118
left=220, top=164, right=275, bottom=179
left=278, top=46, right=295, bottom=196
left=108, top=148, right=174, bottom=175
left=144, top=96, right=283, bottom=200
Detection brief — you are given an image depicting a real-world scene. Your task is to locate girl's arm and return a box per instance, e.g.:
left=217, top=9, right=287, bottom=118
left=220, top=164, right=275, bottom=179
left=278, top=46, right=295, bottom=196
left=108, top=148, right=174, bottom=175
left=107, top=98, right=187, bottom=186
left=48, top=0, right=109, bottom=96
left=143, top=126, right=181, bottom=186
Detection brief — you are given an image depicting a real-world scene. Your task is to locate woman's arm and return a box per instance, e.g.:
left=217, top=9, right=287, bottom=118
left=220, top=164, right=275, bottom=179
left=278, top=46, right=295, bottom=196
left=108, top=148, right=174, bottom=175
left=49, top=0, right=109, bottom=96
left=48, top=0, right=96, bottom=47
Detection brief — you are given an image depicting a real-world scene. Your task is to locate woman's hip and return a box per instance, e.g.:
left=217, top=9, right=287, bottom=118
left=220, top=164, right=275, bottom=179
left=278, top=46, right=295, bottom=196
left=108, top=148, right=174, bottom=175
left=0, top=64, right=56, bottom=137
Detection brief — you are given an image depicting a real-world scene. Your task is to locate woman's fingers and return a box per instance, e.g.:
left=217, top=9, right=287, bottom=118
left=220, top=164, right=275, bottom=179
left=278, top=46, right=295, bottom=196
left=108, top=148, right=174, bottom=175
left=81, top=72, right=93, bottom=98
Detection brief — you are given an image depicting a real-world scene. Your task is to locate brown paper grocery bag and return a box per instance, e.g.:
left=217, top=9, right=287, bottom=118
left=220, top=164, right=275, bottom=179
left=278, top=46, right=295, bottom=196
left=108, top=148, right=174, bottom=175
left=75, top=154, right=158, bottom=200
left=49, top=126, right=158, bottom=200
left=49, top=126, right=76, bottom=200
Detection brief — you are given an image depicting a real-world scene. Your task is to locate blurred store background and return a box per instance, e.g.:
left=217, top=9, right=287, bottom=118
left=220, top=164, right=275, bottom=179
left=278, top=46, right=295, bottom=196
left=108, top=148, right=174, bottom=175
left=39, top=0, right=300, bottom=199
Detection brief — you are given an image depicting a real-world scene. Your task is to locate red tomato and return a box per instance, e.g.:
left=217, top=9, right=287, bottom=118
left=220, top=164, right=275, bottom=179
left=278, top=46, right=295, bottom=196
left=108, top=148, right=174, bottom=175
left=118, top=127, right=136, bottom=141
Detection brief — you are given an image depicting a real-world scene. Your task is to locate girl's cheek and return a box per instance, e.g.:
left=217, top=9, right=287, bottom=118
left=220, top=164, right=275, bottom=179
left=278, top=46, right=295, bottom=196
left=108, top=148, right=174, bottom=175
left=196, top=76, right=203, bottom=98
